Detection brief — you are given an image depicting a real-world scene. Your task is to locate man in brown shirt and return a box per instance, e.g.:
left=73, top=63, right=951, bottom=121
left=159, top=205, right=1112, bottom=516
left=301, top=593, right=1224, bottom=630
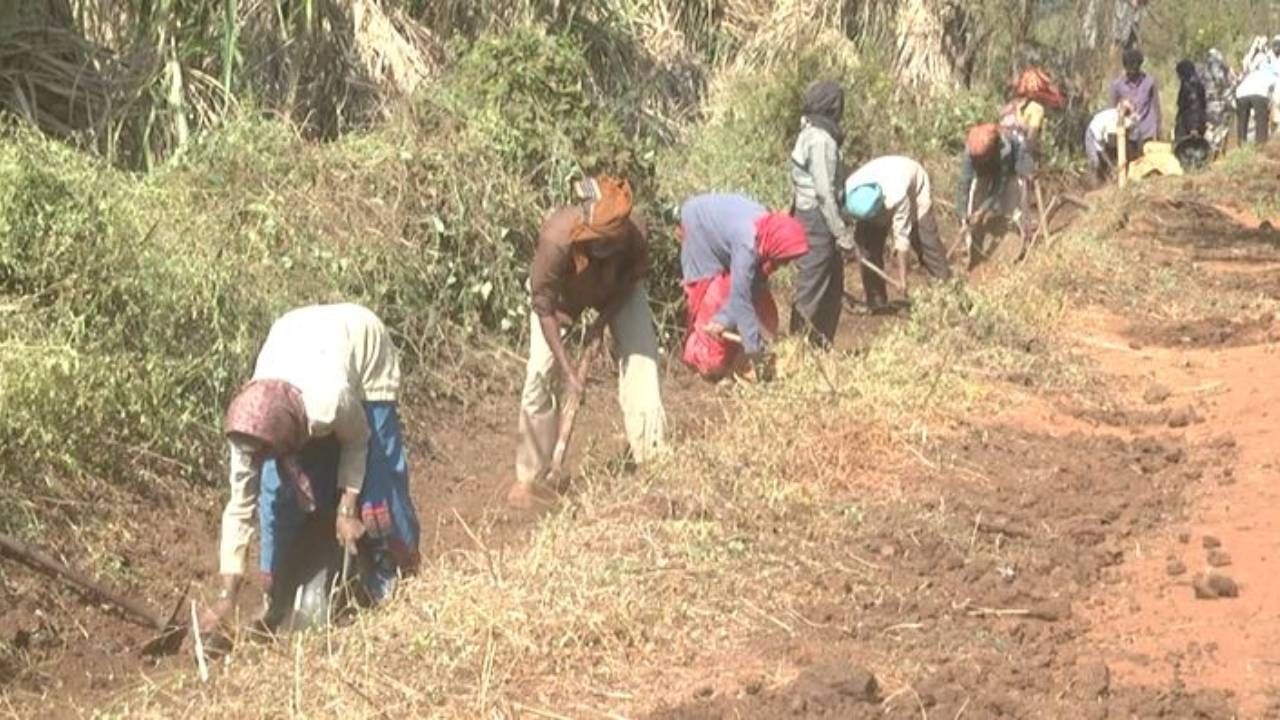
left=511, top=177, right=667, bottom=508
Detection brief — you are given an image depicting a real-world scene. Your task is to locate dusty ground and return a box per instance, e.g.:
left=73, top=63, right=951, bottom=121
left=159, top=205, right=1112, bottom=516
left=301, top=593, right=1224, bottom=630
left=3, top=163, right=1280, bottom=718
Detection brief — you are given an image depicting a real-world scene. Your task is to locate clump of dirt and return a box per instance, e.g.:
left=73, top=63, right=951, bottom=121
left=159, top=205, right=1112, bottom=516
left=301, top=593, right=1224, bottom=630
left=1193, top=573, right=1239, bottom=600
left=1127, top=314, right=1276, bottom=349
left=653, top=662, right=880, bottom=719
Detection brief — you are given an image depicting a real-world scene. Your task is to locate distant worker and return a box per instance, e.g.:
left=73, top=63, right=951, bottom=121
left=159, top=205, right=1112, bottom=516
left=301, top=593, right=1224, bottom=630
left=955, top=123, right=1034, bottom=267
left=1174, top=60, right=1207, bottom=141
left=1243, top=36, right=1270, bottom=74
left=1235, top=66, right=1277, bottom=145
left=1000, top=66, right=1066, bottom=164
left=1085, top=107, right=1121, bottom=185
left=788, top=80, right=849, bottom=348
left=201, top=303, right=420, bottom=633
left=1200, top=49, right=1237, bottom=154
left=510, top=176, right=666, bottom=509
left=1112, top=0, right=1149, bottom=51
left=1111, top=49, right=1161, bottom=152
left=679, top=193, right=807, bottom=381
left=843, top=156, right=952, bottom=310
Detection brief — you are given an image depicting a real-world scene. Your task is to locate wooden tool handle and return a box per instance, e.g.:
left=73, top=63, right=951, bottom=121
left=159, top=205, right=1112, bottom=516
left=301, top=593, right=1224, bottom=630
left=0, top=532, right=165, bottom=629
left=549, top=331, right=604, bottom=476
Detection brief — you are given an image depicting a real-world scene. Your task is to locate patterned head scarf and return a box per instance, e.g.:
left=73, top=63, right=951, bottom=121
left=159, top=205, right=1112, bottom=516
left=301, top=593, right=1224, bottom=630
left=225, top=379, right=316, bottom=511
left=568, top=175, right=635, bottom=272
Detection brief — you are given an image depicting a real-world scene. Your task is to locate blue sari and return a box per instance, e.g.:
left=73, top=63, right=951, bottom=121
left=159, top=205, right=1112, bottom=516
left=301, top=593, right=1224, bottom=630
left=258, top=402, right=420, bottom=603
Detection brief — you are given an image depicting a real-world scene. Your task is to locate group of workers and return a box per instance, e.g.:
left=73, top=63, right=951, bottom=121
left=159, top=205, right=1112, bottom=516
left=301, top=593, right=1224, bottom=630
left=1087, top=39, right=1280, bottom=183
left=197, top=41, right=1264, bottom=636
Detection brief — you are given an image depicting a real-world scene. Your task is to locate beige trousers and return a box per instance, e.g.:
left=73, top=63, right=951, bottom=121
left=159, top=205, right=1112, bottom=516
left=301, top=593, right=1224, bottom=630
left=515, top=284, right=667, bottom=486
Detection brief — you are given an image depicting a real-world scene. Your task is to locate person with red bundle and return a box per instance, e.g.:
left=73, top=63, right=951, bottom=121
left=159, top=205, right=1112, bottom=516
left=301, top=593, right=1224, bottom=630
left=678, top=193, right=808, bottom=381
left=1000, top=66, right=1065, bottom=167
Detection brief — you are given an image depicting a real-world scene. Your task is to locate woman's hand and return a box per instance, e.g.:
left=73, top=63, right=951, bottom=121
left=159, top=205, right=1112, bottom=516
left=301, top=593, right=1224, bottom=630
left=336, top=490, right=365, bottom=553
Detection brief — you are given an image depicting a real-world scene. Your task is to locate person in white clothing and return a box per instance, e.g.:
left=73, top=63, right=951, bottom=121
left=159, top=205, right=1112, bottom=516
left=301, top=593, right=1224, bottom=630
left=1236, top=67, right=1277, bottom=145
left=842, top=156, right=953, bottom=309
left=200, top=303, right=420, bottom=633
left=1085, top=107, right=1121, bottom=183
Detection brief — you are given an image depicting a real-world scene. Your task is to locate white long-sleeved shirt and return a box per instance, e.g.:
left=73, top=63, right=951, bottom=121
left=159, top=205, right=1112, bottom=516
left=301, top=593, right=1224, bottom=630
left=1236, top=68, right=1279, bottom=100
left=1085, top=108, right=1119, bottom=166
left=218, top=303, right=401, bottom=575
left=844, top=156, right=933, bottom=253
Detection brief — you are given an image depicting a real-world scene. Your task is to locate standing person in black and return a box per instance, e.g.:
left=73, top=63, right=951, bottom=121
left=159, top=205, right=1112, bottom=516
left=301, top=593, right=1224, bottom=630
left=1174, top=60, right=1208, bottom=142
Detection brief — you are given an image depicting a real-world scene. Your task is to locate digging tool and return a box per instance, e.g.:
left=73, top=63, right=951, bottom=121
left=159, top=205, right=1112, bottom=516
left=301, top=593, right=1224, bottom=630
left=0, top=532, right=188, bottom=655
left=853, top=252, right=906, bottom=291
left=948, top=181, right=981, bottom=264
left=1019, top=180, right=1052, bottom=262
left=548, top=321, right=607, bottom=480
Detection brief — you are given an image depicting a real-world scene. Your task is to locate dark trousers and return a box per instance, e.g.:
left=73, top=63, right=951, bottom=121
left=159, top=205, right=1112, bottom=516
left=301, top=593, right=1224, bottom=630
left=788, top=207, right=843, bottom=347
left=854, top=210, right=952, bottom=307
left=1238, top=95, right=1271, bottom=145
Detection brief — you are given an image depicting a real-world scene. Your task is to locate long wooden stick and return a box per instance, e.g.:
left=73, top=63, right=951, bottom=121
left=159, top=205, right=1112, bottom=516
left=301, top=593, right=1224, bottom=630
left=1117, top=108, right=1129, bottom=188
left=548, top=328, right=605, bottom=478
left=0, top=532, right=166, bottom=630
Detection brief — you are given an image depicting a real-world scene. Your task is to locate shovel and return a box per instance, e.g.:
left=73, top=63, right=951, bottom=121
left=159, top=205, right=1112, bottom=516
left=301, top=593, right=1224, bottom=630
left=0, top=532, right=188, bottom=655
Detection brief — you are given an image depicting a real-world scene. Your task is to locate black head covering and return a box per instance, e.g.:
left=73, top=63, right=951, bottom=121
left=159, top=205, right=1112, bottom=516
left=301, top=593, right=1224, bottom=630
left=1176, top=59, right=1197, bottom=82
left=801, top=80, right=845, bottom=145
left=1123, top=48, right=1145, bottom=72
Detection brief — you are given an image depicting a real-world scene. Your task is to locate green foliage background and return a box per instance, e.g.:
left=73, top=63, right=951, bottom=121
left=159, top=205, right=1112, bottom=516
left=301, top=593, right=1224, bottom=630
left=0, top=1, right=1267, bottom=537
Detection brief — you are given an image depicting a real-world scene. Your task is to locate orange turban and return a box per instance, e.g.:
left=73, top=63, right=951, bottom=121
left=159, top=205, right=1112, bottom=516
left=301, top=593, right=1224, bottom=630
left=569, top=176, right=634, bottom=272
left=966, top=123, right=1001, bottom=160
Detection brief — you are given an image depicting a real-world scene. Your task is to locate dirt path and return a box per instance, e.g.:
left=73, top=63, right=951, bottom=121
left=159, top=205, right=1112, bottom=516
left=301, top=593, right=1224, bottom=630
left=1075, top=311, right=1280, bottom=716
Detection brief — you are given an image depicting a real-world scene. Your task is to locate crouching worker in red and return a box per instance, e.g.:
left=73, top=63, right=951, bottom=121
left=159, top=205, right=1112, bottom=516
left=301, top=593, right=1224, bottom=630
left=679, top=193, right=808, bottom=381
left=200, top=303, right=420, bottom=634
left=509, top=176, right=667, bottom=509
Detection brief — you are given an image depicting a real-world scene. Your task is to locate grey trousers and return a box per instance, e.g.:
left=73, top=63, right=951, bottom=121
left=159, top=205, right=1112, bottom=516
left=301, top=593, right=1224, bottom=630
left=515, top=285, right=667, bottom=486
left=788, top=207, right=843, bottom=347
left=855, top=209, right=952, bottom=306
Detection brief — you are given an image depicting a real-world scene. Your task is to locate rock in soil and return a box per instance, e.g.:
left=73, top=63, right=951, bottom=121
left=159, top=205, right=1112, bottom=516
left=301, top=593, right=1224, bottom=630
left=1075, top=660, right=1111, bottom=699
left=831, top=667, right=879, bottom=701
left=1166, top=560, right=1187, bottom=576
left=1193, top=573, right=1239, bottom=600
left=1201, top=535, right=1222, bottom=550
left=1206, top=550, right=1232, bottom=568
left=1177, top=530, right=1192, bottom=544
left=1167, top=407, right=1201, bottom=428
left=1144, top=384, right=1173, bottom=405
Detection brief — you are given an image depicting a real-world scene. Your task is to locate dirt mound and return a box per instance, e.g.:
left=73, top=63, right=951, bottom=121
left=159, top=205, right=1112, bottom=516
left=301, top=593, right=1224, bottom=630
left=1126, top=313, right=1276, bottom=348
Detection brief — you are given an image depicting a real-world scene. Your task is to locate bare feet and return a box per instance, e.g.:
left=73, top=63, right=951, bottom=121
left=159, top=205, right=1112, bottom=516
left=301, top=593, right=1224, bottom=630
left=505, top=481, right=558, bottom=510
